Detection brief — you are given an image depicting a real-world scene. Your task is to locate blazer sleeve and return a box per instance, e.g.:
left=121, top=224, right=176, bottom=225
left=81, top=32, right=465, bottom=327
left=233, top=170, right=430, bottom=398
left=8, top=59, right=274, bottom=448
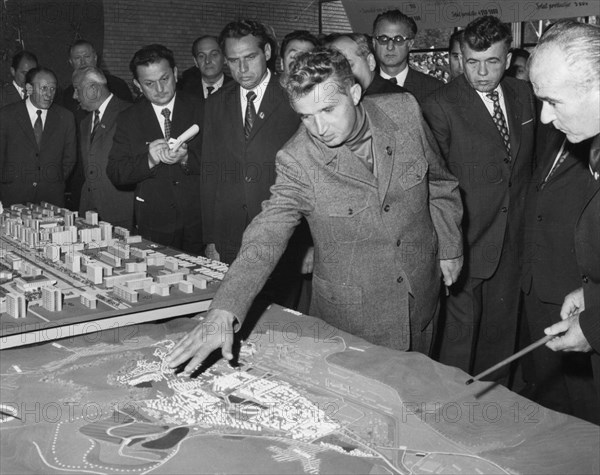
left=107, top=109, right=155, bottom=186
left=61, top=109, right=77, bottom=180
left=580, top=282, right=600, bottom=353
left=209, top=149, right=314, bottom=325
left=421, top=94, right=451, bottom=160
left=416, top=102, right=463, bottom=260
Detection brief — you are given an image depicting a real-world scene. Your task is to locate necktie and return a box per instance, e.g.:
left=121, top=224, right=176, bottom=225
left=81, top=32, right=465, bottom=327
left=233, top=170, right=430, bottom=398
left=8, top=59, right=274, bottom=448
left=486, top=91, right=511, bottom=157
left=389, top=77, right=398, bottom=85
left=206, top=86, right=214, bottom=97
left=33, top=110, right=43, bottom=148
left=161, top=108, right=171, bottom=140
left=22, top=87, right=28, bottom=100
left=244, top=91, right=257, bottom=139
left=590, top=145, right=600, bottom=180
left=544, top=140, right=569, bottom=184
left=90, top=110, right=100, bottom=143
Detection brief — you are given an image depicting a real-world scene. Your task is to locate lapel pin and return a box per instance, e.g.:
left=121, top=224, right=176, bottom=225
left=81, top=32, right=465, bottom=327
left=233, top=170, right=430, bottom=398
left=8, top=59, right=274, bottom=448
left=259, top=112, right=264, bottom=119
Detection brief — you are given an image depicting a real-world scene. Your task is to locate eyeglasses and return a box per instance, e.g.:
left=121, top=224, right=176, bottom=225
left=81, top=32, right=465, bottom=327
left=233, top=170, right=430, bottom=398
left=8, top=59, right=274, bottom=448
left=374, top=34, right=414, bottom=46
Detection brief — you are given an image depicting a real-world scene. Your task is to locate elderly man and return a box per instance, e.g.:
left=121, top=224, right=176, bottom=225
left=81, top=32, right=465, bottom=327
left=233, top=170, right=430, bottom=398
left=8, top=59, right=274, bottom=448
left=167, top=48, right=463, bottom=374
left=0, top=67, right=76, bottom=207
left=72, top=66, right=134, bottom=229
left=329, top=33, right=407, bottom=96
left=528, top=20, right=600, bottom=399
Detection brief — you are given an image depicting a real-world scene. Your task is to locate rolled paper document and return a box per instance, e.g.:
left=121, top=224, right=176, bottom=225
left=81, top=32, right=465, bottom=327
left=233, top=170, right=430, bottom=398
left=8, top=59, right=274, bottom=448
left=168, top=124, right=200, bottom=151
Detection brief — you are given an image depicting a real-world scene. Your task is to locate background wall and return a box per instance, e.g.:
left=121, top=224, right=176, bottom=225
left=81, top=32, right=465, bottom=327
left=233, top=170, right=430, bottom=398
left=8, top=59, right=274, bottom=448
left=1, top=0, right=353, bottom=91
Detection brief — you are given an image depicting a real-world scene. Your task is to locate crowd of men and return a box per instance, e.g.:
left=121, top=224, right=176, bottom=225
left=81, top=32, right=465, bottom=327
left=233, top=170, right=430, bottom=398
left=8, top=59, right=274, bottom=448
left=0, top=10, right=598, bottom=425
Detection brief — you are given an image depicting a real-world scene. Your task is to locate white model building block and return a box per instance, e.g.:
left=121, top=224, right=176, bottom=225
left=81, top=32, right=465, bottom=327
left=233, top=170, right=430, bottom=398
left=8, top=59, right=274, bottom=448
left=178, top=281, right=194, bottom=294
left=186, top=274, right=207, bottom=290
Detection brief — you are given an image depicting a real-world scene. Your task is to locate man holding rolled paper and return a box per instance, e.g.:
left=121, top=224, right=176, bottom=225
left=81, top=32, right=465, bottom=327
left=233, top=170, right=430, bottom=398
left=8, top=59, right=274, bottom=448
left=107, top=44, right=204, bottom=254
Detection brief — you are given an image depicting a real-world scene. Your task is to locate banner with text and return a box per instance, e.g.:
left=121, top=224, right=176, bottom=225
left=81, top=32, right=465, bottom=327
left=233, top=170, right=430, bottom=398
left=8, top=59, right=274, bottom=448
left=341, top=0, right=599, bottom=32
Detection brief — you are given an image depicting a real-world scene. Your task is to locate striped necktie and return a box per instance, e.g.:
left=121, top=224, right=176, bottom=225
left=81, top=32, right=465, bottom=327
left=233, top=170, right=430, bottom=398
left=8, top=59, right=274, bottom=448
left=486, top=91, right=511, bottom=158
left=244, top=91, right=257, bottom=139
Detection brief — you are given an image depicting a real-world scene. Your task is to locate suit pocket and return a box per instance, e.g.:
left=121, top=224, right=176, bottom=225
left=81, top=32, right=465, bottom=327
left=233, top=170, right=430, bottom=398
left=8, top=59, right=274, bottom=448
left=312, top=273, right=364, bottom=332
left=399, top=159, right=428, bottom=191
left=327, top=201, right=375, bottom=243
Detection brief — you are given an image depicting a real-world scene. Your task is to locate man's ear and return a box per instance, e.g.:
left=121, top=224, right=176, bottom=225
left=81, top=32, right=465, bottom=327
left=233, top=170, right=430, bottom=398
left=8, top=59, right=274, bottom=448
left=133, top=78, right=142, bottom=94
left=264, top=43, right=272, bottom=62
left=367, top=53, right=376, bottom=72
left=173, top=66, right=178, bottom=82
left=10, top=67, right=16, bottom=79
left=505, top=52, right=513, bottom=71
left=350, top=82, right=362, bottom=105
left=25, top=83, right=33, bottom=96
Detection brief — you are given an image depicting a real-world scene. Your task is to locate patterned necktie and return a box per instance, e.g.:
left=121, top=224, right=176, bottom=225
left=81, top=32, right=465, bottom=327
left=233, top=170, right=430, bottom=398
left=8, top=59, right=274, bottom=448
left=486, top=91, right=511, bottom=157
left=206, top=86, right=214, bottom=97
left=389, top=77, right=398, bottom=85
left=33, top=110, right=43, bottom=148
left=161, top=108, right=171, bottom=140
left=544, top=139, right=569, bottom=183
left=244, top=91, right=257, bottom=139
left=90, top=109, right=100, bottom=143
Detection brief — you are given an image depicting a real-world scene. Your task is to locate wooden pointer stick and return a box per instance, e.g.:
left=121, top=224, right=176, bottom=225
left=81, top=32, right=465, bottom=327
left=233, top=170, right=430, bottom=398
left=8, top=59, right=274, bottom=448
left=465, top=334, right=556, bottom=385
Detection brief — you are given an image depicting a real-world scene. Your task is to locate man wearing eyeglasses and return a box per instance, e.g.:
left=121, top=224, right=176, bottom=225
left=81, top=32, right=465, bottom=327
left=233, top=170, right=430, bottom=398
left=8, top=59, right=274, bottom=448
left=422, top=16, right=536, bottom=386
left=0, top=67, right=76, bottom=207
left=372, top=9, right=441, bottom=103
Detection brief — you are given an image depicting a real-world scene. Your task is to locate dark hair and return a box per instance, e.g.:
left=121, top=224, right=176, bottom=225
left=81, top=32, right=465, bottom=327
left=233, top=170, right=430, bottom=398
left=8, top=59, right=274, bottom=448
left=69, top=39, right=96, bottom=55
left=448, top=30, right=464, bottom=52
left=462, top=16, right=512, bottom=52
left=25, top=67, right=57, bottom=85
left=332, top=33, right=374, bottom=58
left=281, top=47, right=355, bottom=100
left=191, top=35, right=219, bottom=56
left=218, top=20, right=273, bottom=52
left=280, top=30, right=319, bottom=58
left=129, top=44, right=176, bottom=80
left=372, top=9, right=417, bottom=37
left=11, top=50, right=38, bottom=70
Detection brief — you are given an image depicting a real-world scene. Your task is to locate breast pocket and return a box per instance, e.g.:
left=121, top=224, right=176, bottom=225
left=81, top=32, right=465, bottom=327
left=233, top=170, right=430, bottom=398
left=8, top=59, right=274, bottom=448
left=399, top=159, right=428, bottom=191
left=327, top=201, right=375, bottom=243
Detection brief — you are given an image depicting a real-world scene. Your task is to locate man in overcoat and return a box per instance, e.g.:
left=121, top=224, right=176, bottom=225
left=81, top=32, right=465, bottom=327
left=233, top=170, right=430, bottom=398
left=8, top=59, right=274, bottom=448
left=167, top=48, right=463, bottom=373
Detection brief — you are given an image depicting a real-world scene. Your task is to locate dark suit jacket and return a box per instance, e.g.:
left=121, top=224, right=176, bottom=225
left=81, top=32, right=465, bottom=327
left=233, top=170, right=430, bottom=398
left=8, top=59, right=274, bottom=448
left=364, top=74, right=408, bottom=96
left=200, top=72, right=301, bottom=263
left=577, top=135, right=600, bottom=355
left=79, top=95, right=134, bottom=229
left=522, top=125, right=593, bottom=304
left=63, top=73, right=133, bottom=123
left=0, top=83, right=23, bottom=108
left=107, top=92, right=203, bottom=245
left=0, top=101, right=76, bottom=207
left=178, top=68, right=233, bottom=103
left=422, top=75, right=536, bottom=279
left=403, top=67, right=442, bottom=103
left=210, top=94, right=463, bottom=350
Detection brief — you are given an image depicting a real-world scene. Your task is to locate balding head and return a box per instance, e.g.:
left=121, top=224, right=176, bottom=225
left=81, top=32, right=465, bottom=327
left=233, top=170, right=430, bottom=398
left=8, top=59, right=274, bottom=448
left=72, top=66, right=111, bottom=111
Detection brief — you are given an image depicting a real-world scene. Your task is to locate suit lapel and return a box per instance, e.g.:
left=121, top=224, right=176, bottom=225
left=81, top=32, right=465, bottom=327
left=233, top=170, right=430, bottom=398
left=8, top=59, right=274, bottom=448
left=501, top=80, right=523, bottom=160
left=92, top=96, right=118, bottom=143
left=16, top=102, right=38, bottom=147
left=222, top=85, right=245, bottom=144
left=139, top=100, right=164, bottom=141
left=40, top=106, right=59, bottom=150
left=246, top=73, right=282, bottom=142
left=456, top=77, right=502, bottom=147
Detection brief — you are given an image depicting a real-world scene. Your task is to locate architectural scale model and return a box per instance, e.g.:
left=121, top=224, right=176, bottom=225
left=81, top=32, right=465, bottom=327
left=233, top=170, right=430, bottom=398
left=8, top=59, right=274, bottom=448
left=0, top=202, right=226, bottom=340
left=0, top=305, right=598, bottom=474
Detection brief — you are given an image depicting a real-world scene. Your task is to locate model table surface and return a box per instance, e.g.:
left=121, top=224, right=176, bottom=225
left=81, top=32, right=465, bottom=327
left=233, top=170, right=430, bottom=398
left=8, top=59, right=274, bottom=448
left=0, top=304, right=598, bottom=474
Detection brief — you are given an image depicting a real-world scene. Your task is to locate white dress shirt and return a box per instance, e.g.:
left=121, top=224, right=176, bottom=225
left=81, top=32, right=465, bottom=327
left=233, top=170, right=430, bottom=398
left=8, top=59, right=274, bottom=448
left=239, top=69, right=271, bottom=125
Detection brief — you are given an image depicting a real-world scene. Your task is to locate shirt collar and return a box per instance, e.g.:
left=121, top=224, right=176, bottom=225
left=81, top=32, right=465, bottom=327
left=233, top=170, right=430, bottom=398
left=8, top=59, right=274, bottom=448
left=96, top=93, right=113, bottom=119
left=202, top=75, right=224, bottom=94
left=241, top=69, right=271, bottom=104
left=12, top=80, right=25, bottom=98
left=25, top=97, right=48, bottom=122
left=380, top=66, right=409, bottom=86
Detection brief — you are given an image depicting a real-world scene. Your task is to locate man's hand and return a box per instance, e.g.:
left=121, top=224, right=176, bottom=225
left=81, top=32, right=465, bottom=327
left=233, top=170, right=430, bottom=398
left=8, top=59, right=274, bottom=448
left=301, top=246, right=314, bottom=274
left=205, top=243, right=220, bottom=261
left=440, top=256, right=463, bottom=286
left=544, top=314, right=592, bottom=352
left=148, top=139, right=169, bottom=168
left=160, top=142, right=188, bottom=165
left=166, top=308, right=236, bottom=375
left=560, top=287, right=585, bottom=320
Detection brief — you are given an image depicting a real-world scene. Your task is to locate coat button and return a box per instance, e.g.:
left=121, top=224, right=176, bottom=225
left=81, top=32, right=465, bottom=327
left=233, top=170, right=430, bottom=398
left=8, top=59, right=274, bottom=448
left=348, top=208, right=353, bottom=215
left=172, top=180, right=179, bottom=185
left=503, top=157, right=510, bottom=164
left=582, top=275, right=589, bottom=283
left=397, top=276, right=403, bottom=283
left=244, top=176, right=252, bottom=183
left=396, top=239, right=401, bottom=247
left=386, top=146, right=392, bottom=155
left=536, top=215, right=542, bottom=221
left=501, top=206, right=508, bottom=213
left=383, top=204, right=390, bottom=212
left=242, top=204, right=247, bottom=210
